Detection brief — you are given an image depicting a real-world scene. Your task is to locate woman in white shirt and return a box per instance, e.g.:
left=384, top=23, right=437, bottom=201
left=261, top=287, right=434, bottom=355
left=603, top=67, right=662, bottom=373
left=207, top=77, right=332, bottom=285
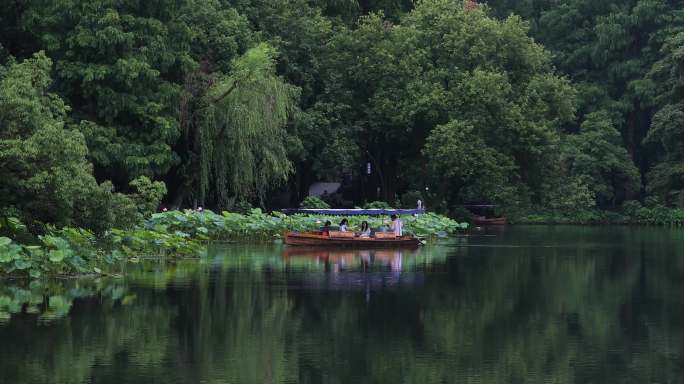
left=390, top=214, right=403, bottom=237
left=339, top=218, right=349, bottom=232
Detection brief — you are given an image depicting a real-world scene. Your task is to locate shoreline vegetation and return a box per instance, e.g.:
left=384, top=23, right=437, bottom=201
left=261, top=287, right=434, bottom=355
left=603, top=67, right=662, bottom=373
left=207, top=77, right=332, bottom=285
left=0, top=210, right=467, bottom=279
left=4, top=203, right=684, bottom=280
left=514, top=202, right=684, bottom=226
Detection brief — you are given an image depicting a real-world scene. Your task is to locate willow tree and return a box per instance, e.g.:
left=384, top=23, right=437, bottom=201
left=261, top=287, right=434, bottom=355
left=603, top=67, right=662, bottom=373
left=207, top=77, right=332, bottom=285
left=193, top=43, right=299, bottom=208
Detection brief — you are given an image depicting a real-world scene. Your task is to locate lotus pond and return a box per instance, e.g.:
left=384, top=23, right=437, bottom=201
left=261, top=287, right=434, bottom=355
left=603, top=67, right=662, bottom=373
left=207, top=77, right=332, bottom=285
left=0, top=210, right=467, bottom=278
left=1, top=225, right=684, bottom=383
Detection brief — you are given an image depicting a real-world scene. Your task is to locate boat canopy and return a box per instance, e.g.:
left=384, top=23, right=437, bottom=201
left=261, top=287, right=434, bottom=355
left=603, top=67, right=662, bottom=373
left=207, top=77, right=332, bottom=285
left=281, top=208, right=426, bottom=216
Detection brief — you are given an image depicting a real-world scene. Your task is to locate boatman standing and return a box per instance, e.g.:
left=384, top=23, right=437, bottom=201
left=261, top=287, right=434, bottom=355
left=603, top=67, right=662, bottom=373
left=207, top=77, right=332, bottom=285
left=390, top=214, right=403, bottom=237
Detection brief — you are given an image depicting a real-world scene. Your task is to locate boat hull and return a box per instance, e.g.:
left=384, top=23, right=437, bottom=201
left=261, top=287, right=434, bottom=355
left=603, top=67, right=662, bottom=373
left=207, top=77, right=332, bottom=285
left=283, top=232, right=421, bottom=247
left=472, top=216, right=507, bottom=225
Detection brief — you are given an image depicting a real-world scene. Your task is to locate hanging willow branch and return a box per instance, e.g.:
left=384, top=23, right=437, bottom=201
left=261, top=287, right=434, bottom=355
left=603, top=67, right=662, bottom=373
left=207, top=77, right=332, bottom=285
left=194, top=43, right=300, bottom=207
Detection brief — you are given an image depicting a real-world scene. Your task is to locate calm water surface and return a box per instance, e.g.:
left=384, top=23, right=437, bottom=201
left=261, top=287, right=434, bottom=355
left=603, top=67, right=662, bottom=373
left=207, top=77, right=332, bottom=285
left=1, top=226, right=684, bottom=383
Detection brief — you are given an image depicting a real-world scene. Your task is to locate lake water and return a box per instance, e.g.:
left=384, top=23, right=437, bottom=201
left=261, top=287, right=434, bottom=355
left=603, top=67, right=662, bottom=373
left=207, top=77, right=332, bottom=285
left=1, top=226, right=684, bottom=384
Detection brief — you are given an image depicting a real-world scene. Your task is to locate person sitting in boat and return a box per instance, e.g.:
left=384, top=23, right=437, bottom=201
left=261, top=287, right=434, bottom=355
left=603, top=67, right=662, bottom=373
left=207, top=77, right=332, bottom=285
left=339, top=218, right=349, bottom=232
left=390, top=214, right=403, bottom=237
left=357, top=221, right=371, bottom=238
left=321, top=220, right=332, bottom=236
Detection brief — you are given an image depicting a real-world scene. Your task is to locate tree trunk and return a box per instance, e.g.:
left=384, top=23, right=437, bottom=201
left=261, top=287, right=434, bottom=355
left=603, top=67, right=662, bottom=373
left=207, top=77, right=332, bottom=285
left=383, top=151, right=398, bottom=203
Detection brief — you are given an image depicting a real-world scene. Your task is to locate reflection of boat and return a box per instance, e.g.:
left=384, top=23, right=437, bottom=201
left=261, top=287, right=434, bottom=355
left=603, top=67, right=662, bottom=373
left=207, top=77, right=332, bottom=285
left=282, top=247, right=421, bottom=290
left=283, top=231, right=421, bottom=247
left=282, top=247, right=419, bottom=261
left=282, top=247, right=359, bottom=264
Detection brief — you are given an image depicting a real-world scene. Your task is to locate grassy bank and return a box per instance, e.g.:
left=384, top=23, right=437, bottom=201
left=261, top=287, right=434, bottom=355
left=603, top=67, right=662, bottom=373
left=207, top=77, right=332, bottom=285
left=0, top=210, right=467, bottom=279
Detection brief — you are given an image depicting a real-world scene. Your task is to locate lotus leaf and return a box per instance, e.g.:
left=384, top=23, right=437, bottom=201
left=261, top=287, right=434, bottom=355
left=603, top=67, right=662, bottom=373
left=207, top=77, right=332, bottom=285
left=14, top=259, right=31, bottom=270
left=48, top=250, right=65, bottom=263
left=0, top=244, right=21, bottom=263
left=0, top=251, right=12, bottom=263
left=7, top=301, right=21, bottom=314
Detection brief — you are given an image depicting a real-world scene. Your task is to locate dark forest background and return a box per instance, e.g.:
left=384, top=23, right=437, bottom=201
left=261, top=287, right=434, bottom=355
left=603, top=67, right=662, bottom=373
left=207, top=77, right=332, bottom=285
left=3, top=0, right=684, bottom=228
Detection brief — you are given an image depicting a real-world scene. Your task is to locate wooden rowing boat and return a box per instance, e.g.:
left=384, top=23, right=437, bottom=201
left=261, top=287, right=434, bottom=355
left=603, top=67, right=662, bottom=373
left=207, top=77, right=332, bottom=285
left=283, top=231, right=421, bottom=247
left=472, top=215, right=507, bottom=225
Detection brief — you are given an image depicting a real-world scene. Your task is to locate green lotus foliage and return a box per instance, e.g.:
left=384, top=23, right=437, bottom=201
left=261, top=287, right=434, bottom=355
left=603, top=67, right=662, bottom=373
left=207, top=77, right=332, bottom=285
left=0, top=210, right=466, bottom=279
left=146, top=209, right=467, bottom=239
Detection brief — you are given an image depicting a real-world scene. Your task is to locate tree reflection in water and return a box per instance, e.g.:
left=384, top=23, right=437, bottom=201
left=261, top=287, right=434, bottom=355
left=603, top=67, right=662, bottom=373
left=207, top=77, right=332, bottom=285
left=0, top=226, right=683, bottom=383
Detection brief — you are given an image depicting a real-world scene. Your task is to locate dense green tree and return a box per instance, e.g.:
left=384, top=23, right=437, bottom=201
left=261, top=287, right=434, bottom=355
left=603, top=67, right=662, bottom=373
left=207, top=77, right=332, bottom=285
left=0, top=52, right=162, bottom=231
left=21, top=0, right=254, bottom=185
left=423, top=120, right=522, bottom=208
left=21, top=0, right=185, bottom=182
left=643, top=104, right=684, bottom=205
left=645, top=29, right=684, bottom=206
left=4, top=0, right=684, bottom=221
left=409, top=1, right=576, bottom=198
left=318, top=0, right=575, bottom=209
left=561, top=111, right=641, bottom=206
left=236, top=0, right=333, bottom=106
left=316, top=11, right=427, bottom=199
left=0, top=52, right=101, bottom=228
left=530, top=0, right=669, bottom=122
left=483, top=0, right=684, bottom=210
left=311, top=0, right=413, bottom=22
left=17, top=0, right=308, bottom=209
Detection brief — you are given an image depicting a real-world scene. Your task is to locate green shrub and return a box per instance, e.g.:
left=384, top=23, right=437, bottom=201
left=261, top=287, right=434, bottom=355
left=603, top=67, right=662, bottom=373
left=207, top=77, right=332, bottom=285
left=363, top=201, right=392, bottom=209
left=129, top=176, right=167, bottom=218
left=301, top=196, right=330, bottom=209
left=233, top=200, right=254, bottom=214
left=621, top=200, right=642, bottom=217
left=513, top=205, right=684, bottom=225
left=401, top=191, right=424, bottom=209
left=644, top=196, right=662, bottom=208
left=449, top=206, right=472, bottom=223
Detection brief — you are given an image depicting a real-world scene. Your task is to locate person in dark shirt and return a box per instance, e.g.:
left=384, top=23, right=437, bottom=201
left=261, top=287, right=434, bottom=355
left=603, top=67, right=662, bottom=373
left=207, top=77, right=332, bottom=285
left=321, top=220, right=332, bottom=236
left=357, top=221, right=371, bottom=238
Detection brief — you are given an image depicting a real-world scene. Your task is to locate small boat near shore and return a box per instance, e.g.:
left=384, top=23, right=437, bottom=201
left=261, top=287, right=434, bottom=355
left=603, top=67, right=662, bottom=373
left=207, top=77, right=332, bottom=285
left=472, top=216, right=507, bottom=225
left=462, top=205, right=507, bottom=226
left=283, top=231, right=421, bottom=247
